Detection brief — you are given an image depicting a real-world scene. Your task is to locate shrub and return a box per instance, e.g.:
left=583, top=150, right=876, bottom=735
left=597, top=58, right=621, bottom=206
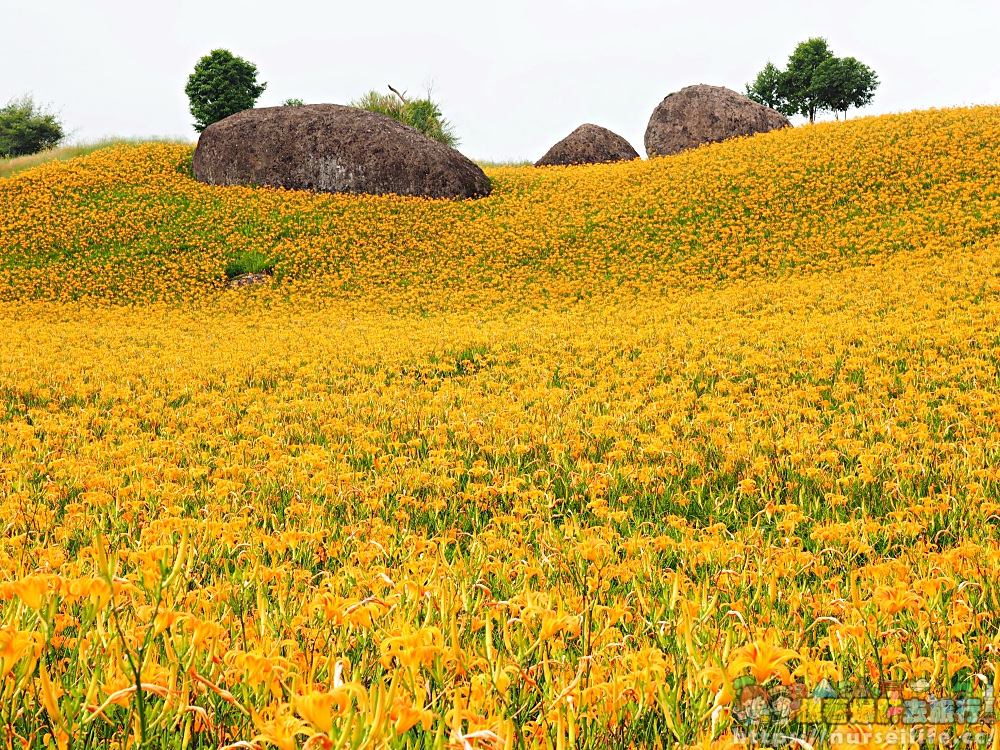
left=185, top=49, right=267, bottom=133
left=281, top=98, right=305, bottom=107
left=0, top=95, right=65, bottom=158
left=350, top=86, right=459, bottom=147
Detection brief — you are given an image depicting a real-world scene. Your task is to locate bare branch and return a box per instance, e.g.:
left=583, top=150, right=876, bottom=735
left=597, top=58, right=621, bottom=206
left=387, top=85, right=408, bottom=104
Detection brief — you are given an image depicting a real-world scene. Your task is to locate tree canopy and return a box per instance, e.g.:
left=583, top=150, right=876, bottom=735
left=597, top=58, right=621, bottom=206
left=811, top=57, right=879, bottom=118
left=746, top=62, right=786, bottom=114
left=0, top=94, right=65, bottom=158
left=746, top=38, right=879, bottom=123
left=185, top=49, right=267, bottom=133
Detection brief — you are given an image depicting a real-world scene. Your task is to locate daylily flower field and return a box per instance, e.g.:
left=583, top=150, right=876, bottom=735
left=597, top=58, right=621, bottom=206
left=3, top=107, right=1000, bottom=749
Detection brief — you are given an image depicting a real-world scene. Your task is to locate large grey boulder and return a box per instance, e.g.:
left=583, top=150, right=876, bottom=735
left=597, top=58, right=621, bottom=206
left=644, top=85, right=790, bottom=158
left=192, top=104, right=491, bottom=199
left=535, top=124, right=640, bottom=166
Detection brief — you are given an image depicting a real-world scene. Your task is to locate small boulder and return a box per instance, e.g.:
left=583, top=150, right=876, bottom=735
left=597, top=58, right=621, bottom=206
left=644, top=84, right=790, bottom=158
left=193, top=104, right=490, bottom=200
left=227, top=272, right=272, bottom=289
left=535, top=124, right=640, bottom=166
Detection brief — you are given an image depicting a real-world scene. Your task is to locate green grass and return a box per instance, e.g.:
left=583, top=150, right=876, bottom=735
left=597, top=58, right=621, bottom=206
left=0, top=137, right=191, bottom=179
left=225, top=250, right=277, bottom=279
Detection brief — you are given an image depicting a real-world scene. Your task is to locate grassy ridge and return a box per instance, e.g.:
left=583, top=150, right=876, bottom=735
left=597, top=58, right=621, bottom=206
left=0, top=137, right=190, bottom=180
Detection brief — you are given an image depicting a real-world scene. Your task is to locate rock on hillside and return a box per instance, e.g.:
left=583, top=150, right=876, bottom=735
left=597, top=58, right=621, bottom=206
left=535, top=124, right=640, bottom=166
left=644, top=84, right=790, bottom=158
left=192, top=104, right=491, bottom=200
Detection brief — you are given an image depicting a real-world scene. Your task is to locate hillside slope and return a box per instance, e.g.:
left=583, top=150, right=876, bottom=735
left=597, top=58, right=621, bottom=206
left=4, top=109, right=1000, bottom=749
left=2, top=107, right=999, bottom=306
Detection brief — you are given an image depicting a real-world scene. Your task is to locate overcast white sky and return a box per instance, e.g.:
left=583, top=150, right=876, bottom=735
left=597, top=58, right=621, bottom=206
left=5, top=0, right=1000, bottom=161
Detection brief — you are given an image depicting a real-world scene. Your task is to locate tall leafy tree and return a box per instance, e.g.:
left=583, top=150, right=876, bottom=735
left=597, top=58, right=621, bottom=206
left=811, top=57, right=879, bottom=119
left=185, top=49, right=267, bottom=133
left=747, top=39, right=880, bottom=124
left=781, top=37, right=835, bottom=124
left=0, top=94, right=64, bottom=157
left=745, top=61, right=793, bottom=116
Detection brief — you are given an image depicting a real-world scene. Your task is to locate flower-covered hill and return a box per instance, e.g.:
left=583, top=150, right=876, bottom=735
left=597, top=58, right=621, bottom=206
left=2, top=106, right=999, bottom=307
left=4, top=109, right=1000, bottom=749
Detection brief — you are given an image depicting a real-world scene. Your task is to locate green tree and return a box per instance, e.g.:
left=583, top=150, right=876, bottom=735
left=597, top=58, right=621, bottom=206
left=281, top=98, right=305, bottom=107
left=781, top=37, right=835, bottom=123
left=745, top=61, right=793, bottom=115
left=811, top=57, right=879, bottom=119
left=0, top=94, right=65, bottom=157
left=747, top=39, right=880, bottom=124
left=350, top=86, right=459, bottom=148
left=185, top=49, right=267, bottom=133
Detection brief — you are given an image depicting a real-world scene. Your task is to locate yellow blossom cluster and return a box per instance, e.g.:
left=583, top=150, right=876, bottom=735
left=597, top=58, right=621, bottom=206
left=2, top=107, right=1000, bottom=749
